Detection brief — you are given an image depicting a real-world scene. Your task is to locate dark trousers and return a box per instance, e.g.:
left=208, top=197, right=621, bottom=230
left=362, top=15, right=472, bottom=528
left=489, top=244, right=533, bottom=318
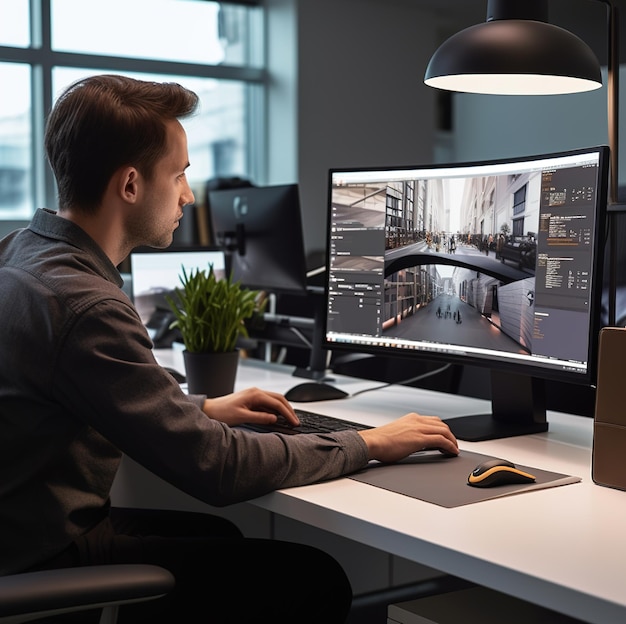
left=31, top=507, right=353, bottom=623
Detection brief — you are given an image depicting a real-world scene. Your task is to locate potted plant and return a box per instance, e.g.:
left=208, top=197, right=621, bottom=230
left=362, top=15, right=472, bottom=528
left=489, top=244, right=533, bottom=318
left=166, top=265, right=264, bottom=397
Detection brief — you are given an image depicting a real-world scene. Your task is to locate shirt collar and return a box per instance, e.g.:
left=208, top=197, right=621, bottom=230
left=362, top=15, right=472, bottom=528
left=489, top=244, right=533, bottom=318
left=29, top=208, right=123, bottom=287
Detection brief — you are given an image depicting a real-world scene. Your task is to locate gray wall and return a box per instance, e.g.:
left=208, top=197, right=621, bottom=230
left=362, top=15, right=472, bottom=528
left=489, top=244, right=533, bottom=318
left=452, top=68, right=623, bottom=175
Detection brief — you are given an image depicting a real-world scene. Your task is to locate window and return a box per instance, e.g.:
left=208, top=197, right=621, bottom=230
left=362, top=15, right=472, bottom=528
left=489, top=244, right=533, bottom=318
left=0, top=0, right=264, bottom=223
left=0, top=0, right=30, bottom=47
left=0, top=62, right=31, bottom=218
left=513, top=185, right=527, bottom=215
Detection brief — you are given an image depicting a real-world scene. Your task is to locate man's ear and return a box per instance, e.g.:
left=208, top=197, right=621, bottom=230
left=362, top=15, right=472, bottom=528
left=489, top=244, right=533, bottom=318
left=117, top=166, right=140, bottom=204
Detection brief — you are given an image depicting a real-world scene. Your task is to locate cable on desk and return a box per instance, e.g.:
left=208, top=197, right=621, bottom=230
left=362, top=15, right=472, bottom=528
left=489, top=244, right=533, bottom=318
left=348, top=363, right=452, bottom=398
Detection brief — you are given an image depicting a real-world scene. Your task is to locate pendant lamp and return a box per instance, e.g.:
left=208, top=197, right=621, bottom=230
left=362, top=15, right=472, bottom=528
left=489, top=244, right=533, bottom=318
left=424, top=0, right=603, bottom=95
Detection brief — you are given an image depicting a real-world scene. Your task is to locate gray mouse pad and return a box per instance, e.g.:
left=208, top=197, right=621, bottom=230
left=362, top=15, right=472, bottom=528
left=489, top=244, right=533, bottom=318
left=348, top=450, right=581, bottom=508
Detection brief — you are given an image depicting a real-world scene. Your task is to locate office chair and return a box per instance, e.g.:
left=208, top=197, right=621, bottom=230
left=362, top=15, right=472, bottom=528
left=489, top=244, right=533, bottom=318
left=0, top=563, right=175, bottom=624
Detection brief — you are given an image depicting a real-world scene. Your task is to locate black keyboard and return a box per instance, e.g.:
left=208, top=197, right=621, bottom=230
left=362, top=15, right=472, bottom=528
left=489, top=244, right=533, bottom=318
left=242, top=408, right=371, bottom=435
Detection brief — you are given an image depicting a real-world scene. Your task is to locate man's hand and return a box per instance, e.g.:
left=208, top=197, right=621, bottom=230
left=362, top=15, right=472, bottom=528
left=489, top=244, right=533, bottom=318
left=204, top=390, right=458, bottom=465
left=202, top=387, right=300, bottom=427
left=359, top=413, right=459, bottom=463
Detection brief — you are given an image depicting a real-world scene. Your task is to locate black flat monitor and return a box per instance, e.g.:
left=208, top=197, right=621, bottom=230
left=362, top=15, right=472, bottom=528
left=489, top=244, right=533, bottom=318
left=323, top=146, right=609, bottom=441
left=208, top=183, right=308, bottom=295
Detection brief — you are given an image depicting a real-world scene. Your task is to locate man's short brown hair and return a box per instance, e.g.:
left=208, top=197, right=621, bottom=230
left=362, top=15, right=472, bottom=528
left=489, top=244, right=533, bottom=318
left=45, top=74, right=199, bottom=212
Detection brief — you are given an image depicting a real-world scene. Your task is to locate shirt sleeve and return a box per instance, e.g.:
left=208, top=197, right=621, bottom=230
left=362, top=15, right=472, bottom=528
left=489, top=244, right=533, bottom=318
left=53, top=296, right=370, bottom=506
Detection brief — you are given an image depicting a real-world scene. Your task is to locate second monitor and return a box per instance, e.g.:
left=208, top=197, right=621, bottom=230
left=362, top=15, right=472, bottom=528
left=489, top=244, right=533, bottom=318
left=209, top=183, right=333, bottom=383
left=208, top=183, right=308, bottom=295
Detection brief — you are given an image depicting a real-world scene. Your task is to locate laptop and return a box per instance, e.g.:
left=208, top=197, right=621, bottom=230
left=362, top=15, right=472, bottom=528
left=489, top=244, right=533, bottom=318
left=129, top=247, right=227, bottom=337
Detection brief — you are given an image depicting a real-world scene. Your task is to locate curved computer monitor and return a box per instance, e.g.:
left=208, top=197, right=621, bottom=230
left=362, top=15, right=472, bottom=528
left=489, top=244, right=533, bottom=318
left=323, top=146, right=610, bottom=441
left=208, top=183, right=308, bottom=295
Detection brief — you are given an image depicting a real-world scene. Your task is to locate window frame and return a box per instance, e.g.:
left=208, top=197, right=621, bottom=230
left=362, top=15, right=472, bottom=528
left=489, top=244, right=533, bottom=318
left=0, top=0, right=266, bottom=233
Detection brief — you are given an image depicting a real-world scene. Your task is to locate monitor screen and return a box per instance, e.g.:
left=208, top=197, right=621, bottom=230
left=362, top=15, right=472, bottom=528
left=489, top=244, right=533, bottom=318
left=323, top=146, right=609, bottom=440
left=208, top=184, right=308, bottom=295
left=130, top=247, right=227, bottom=326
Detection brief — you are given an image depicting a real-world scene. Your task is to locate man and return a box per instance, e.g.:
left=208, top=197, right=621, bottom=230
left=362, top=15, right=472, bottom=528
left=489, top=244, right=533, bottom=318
left=0, top=75, right=458, bottom=623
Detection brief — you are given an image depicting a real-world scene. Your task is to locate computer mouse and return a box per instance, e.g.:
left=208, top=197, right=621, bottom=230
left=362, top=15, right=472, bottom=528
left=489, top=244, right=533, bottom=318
left=284, top=382, right=349, bottom=403
left=467, top=458, right=536, bottom=488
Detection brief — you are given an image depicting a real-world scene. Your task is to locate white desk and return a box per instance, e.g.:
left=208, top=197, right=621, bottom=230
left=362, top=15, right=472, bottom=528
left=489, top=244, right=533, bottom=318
left=153, top=351, right=626, bottom=624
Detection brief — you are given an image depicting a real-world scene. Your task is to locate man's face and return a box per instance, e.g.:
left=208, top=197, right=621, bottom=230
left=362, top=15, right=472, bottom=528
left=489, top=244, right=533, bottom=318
left=128, top=119, right=195, bottom=249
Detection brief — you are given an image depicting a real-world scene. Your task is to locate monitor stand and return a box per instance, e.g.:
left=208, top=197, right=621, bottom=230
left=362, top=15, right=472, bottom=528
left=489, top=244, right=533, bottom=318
left=443, top=370, right=548, bottom=442
left=287, top=291, right=348, bottom=402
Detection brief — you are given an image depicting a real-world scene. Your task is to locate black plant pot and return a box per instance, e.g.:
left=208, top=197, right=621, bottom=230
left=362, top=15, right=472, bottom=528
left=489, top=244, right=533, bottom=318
left=183, top=350, right=240, bottom=397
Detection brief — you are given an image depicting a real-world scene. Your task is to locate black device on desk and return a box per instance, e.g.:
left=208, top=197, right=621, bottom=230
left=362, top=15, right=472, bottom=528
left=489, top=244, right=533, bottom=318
left=242, top=408, right=370, bottom=435
left=321, top=146, right=609, bottom=441
left=467, top=458, right=536, bottom=488
left=284, top=381, right=348, bottom=402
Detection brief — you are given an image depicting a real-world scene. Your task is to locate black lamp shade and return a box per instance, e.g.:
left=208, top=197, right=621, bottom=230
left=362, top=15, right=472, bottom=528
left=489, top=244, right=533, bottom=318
left=424, top=19, right=603, bottom=95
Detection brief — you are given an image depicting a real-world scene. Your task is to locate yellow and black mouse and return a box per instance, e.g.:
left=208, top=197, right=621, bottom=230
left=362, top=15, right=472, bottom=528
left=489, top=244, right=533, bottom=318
left=468, top=458, right=536, bottom=488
